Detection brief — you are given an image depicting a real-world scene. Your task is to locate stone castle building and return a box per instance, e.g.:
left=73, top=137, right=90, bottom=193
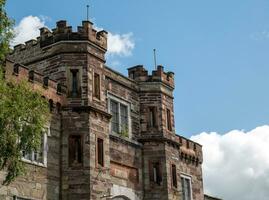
left=0, top=20, right=204, bottom=200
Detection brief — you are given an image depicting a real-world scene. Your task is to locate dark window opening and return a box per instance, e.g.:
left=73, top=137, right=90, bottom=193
left=43, top=77, right=49, bottom=87
left=167, top=109, right=172, bottom=131
left=28, top=70, right=34, bottom=81
left=13, top=64, right=19, bottom=74
left=56, top=102, right=61, bottom=114
left=69, top=135, right=83, bottom=166
left=70, top=69, right=79, bottom=97
left=57, top=83, right=62, bottom=94
left=129, top=71, right=135, bottom=79
left=49, top=99, right=53, bottom=112
left=94, top=73, right=100, bottom=99
left=149, top=161, right=162, bottom=185
left=172, top=164, right=177, bottom=188
left=97, top=138, right=104, bottom=167
left=148, top=107, right=157, bottom=128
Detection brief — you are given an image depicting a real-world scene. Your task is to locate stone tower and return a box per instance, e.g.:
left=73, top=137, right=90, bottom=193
left=3, top=19, right=204, bottom=200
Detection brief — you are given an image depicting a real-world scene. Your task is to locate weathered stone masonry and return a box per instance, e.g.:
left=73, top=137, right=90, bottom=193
left=0, top=20, right=204, bottom=200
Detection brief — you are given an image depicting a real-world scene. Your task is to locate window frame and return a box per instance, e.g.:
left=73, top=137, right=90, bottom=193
left=108, top=93, right=132, bottom=138
left=13, top=196, right=32, bottom=200
left=68, top=134, right=83, bottom=167
left=93, top=72, right=101, bottom=100
left=171, top=164, right=177, bottom=188
left=148, top=106, right=157, bottom=128
left=96, top=137, right=104, bottom=167
left=149, top=160, right=162, bottom=186
left=180, top=174, right=193, bottom=200
left=21, top=128, right=48, bottom=167
left=166, top=108, right=172, bottom=131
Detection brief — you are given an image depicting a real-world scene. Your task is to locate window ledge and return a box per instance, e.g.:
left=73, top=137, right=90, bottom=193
left=110, top=132, right=142, bottom=148
left=21, top=158, right=47, bottom=168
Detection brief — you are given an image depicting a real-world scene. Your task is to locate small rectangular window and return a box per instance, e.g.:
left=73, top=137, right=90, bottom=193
left=22, top=133, right=46, bottom=165
left=69, top=135, right=83, bottom=166
left=13, top=64, right=19, bottom=74
left=70, top=69, right=79, bottom=97
left=97, top=138, right=104, bottom=167
left=167, top=109, right=172, bottom=131
left=94, top=73, right=100, bottom=99
left=181, top=175, right=192, bottom=200
left=109, top=97, right=130, bottom=137
left=172, top=164, right=177, bottom=188
left=149, top=161, right=162, bottom=185
left=43, top=77, right=49, bottom=87
left=148, top=107, right=157, bottom=128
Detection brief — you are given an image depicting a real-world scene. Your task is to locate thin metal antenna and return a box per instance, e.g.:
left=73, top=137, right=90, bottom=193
left=153, top=49, right=157, bottom=70
left=86, top=5, right=90, bottom=21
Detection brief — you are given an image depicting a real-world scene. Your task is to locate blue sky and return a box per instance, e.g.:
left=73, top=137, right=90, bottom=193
left=7, top=0, right=269, bottom=137
left=6, top=1, right=269, bottom=199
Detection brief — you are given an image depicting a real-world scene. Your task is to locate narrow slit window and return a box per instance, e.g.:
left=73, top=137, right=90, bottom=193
left=97, top=138, right=104, bottom=167
left=172, top=164, right=177, bottom=188
left=69, top=135, right=83, bottom=166
left=167, top=108, right=172, bottom=131
left=70, top=69, right=79, bottom=97
left=43, top=77, right=49, bottom=87
left=29, top=70, right=34, bottom=81
left=148, top=107, right=157, bottom=128
left=94, top=73, right=100, bottom=99
left=150, top=161, right=162, bottom=185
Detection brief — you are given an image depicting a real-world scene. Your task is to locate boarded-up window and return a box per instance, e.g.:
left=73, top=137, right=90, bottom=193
left=149, top=161, right=162, bottom=185
left=167, top=109, right=172, bottom=131
left=94, top=73, right=100, bottom=99
left=69, top=135, right=82, bottom=166
left=97, top=138, right=104, bottom=167
left=172, top=164, right=177, bottom=188
left=148, top=107, right=157, bottom=128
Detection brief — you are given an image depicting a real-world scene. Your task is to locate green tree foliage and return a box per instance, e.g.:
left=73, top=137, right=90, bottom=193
left=0, top=1, right=51, bottom=185
left=0, top=70, right=50, bottom=185
left=0, top=0, right=14, bottom=63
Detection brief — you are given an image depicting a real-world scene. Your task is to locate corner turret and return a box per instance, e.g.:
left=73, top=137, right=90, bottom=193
left=128, top=65, right=174, bottom=89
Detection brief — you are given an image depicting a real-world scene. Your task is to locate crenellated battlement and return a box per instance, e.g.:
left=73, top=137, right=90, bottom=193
left=4, top=59, right=67, bottom=107
left=177, top=135, right=203, bottom=165
left=11, top=20, right=107, bottom=55
left=128, top=65, right=174, bottom=88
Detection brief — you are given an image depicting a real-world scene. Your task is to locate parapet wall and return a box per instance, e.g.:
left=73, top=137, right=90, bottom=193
left=128, top=65, right=174, bottom=88
left=4, top=59, right=67, bottom=106
left=177, top=135, right=203, bottom=165
left=12, top=20, right=107, bottom=54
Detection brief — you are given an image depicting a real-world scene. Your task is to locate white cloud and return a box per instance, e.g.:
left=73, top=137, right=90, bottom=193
left=107, top=32, right=135, bottom=57
left=191, top=126, right=269, bottom=200
left=12, top=16, right=135, bottom=58
left=251, top=31, right=269, bottom=41
left=12, top=16, right=46, bottom=46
